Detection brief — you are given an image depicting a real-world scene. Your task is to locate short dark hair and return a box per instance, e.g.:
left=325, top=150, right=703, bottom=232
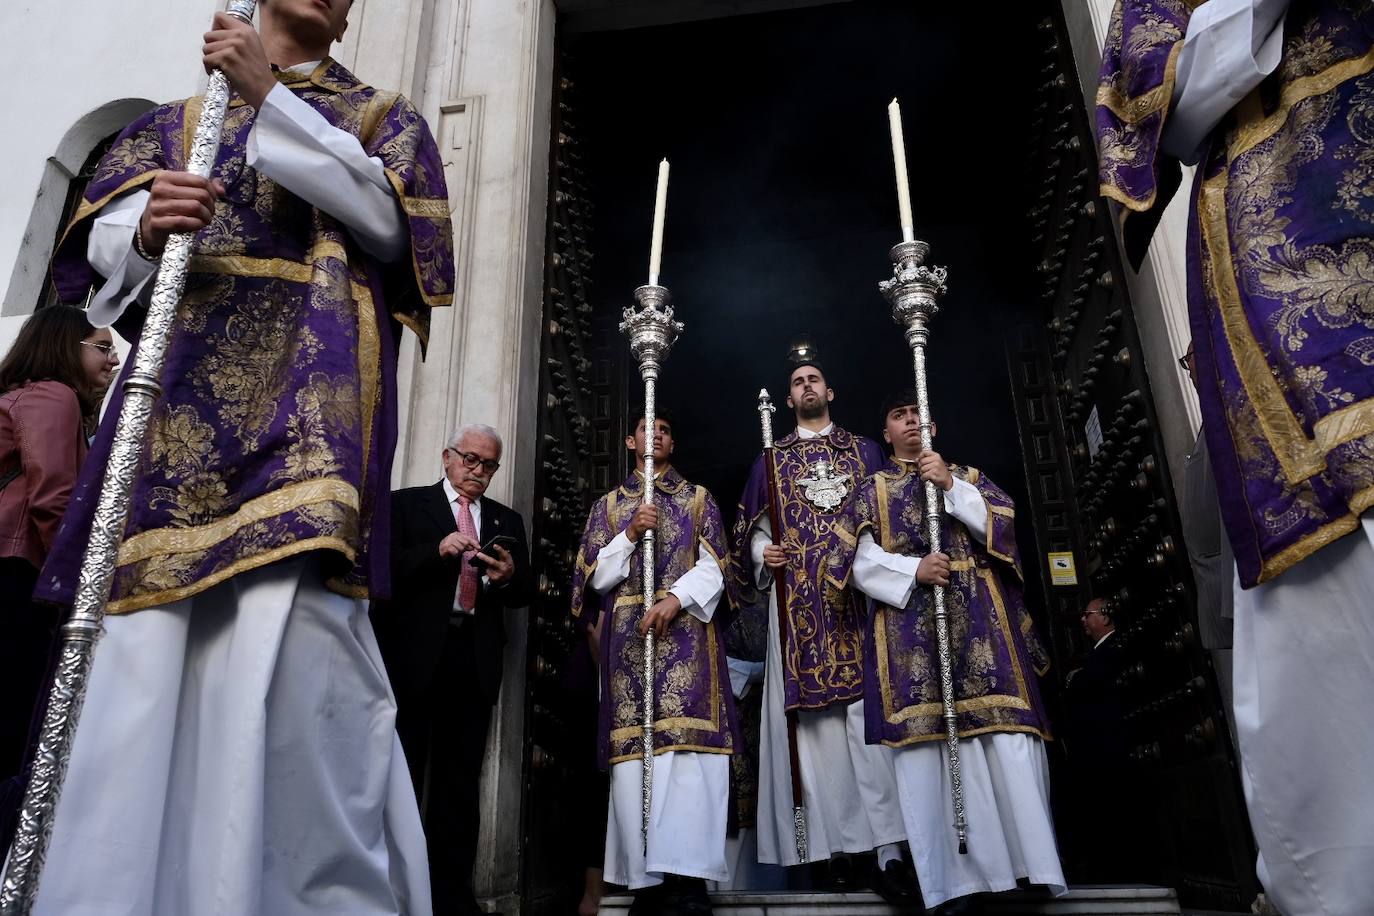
left=0, top=305, right=100, bottom=414
left=631, top=406, right=674, bottom=434
left=879, top=389, right=921, bottom=427
left=787, top=360, right=827, bottom=389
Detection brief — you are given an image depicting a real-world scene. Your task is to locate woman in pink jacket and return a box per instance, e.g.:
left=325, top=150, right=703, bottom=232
left=0, top=304, right=118, bottom=779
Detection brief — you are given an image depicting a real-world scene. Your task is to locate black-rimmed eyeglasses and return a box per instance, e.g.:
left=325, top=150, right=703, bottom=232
left=449, top=448, right=500, bottom=475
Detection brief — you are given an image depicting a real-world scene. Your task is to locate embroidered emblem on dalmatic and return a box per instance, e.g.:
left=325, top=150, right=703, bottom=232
left=798, top=460, right=851, bottom=513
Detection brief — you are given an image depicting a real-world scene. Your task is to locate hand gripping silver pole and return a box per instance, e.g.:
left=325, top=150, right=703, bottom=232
left=618, top=284, right=681, bottom=852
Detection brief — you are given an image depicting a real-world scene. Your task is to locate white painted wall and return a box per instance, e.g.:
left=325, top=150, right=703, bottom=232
left=0, top=0, right=220, bottom=334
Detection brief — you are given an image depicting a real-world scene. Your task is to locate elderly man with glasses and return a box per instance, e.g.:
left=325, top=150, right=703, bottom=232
left=374, top=423, right=531, bottom=915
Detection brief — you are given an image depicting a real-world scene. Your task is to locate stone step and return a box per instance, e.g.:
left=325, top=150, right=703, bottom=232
left=600, top=886, right=1181, bottom=915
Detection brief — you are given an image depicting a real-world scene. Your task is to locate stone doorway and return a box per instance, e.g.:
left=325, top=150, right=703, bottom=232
left=518, top=1, right=1255, bottom=912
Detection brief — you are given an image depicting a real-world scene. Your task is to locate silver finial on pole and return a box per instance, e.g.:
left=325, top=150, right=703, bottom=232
left=619, top=283, right=682, bottom=851
left=0, top=4, right=260, bottom=911
left=878, top=238, right=968, bottom=855
left=757, top=389, right=776, bottom=449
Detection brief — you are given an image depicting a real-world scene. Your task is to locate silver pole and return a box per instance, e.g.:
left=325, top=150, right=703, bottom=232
left=878, top=239, right=968, bottom=854
left=0, top=3, right=259, bottom=910
left=618, top=284, right=682, bottom=851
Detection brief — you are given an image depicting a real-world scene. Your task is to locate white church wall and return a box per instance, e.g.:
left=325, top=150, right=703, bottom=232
left=0, top=1, right=220, bottom=328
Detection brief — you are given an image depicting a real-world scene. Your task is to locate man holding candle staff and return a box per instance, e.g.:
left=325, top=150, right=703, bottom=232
left=570, top=409, right=740, bottom=915
left=846, top=392, right=1065, bottom=912
left=728, top=354, right=915, bottom=901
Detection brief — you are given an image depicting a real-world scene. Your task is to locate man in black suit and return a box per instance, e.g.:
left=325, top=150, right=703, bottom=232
left=376, top=423, right=531, bottom=916
left=1062, top=597, right=1137, bottom=882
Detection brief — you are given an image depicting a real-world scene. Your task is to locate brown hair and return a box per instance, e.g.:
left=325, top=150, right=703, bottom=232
left=0, top=305, right=100, bottom=415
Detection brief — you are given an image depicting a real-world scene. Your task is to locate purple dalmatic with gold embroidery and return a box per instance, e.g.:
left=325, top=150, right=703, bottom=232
left=38, top=59, right=454, bottom=613
left=850, top=460, right=1051, bottom=747
left=570, top=468, right=740, bottom=770
left=1096, top=1, right=1374, bottom=587
left=727, top=427, right=885, bottom=712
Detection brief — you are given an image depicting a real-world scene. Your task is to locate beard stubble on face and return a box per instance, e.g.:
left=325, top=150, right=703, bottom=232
left=795, top=395, right=827, bottom=421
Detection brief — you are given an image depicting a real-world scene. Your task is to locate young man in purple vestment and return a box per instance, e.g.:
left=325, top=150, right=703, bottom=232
left=1097, top=3, right=1374, bottom=912
left=847, top=392, right=1065, bottom=913
left=27, top=1, right=454, bottom=913
left=570, top=411, right=740, bottom=916
left=727, top=358, right=914, bottom=899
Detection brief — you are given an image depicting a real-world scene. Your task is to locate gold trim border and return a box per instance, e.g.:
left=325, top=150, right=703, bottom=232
left=108, top=534, right=356, bottom=615
left=117, top=477, right=360, bottom=565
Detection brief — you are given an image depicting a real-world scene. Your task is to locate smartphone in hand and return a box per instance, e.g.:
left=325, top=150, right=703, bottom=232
left=469, top=534, right=518, bottom=567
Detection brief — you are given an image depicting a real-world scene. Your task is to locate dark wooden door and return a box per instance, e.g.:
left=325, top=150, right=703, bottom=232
left=520, top=52, right=630, bottom=916
left=1003, top=12, right=1258, bottom=912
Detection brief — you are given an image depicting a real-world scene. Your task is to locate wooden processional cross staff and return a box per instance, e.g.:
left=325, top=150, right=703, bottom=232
left=880, top=98, right=967, bottom=855
left=755, top=389, right=809, bottom=863
left=619, top=160, right=681, bottom=850
left=0, top=3, right=261, bottom=911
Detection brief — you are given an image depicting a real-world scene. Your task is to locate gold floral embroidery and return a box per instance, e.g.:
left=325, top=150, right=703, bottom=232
left=146, top=405, right=229, bottom=528
left=192, top=280, right=310, bottom=452
left=95, top=131, right=161, bottom=183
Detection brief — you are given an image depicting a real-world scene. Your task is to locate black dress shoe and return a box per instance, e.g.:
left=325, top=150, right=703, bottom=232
left=673, top=877, right=713, bottom=915
left=933, top=892, right=986, bottom=916
left=871, top=859, right=925, bottom=912
left=828, top=852, right=856, bottom=889
left=628, top=882, right=667, bottom=916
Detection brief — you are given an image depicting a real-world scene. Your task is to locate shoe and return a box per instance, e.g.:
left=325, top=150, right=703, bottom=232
left=673, top=877, right=713, bottom=915
left=628, top=882, right=667, bottom=916
left=871, top=859, right=925, bottom=912
left=828, top=853, right=856, bottom=889
left=933, top=893, right=986, bottom=916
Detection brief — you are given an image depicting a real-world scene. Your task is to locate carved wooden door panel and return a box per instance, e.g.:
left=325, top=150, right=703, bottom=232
left=521, top=55, right=628, bottom=914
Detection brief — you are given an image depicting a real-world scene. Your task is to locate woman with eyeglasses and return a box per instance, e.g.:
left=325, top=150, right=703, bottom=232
left=0, top=304, right=119, bottom=788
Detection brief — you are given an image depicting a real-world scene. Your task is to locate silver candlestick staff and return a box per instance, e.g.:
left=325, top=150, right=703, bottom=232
left=877, top=238, right=968, bottom=855
left=619, top=283, right=682, bottom=850
left=0, top=2, right=259, bottom=911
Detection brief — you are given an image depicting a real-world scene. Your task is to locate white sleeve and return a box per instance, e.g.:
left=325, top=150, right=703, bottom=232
left=247, top=83, right=408, bottom=263
left=944, top=476, right=989, bottom=543
left=589, top=530, right=636, bottom=593
left=85, top=190, right=159, bottom=328
left=853, top=530, right=921, bottom=608
left=1162, top=0, right=1290, bottom=164
left=668, top=540, right=725, bottom=624
left=750, top=517, right=773, bottom=589
left=726, top=656, right=766, bottom=700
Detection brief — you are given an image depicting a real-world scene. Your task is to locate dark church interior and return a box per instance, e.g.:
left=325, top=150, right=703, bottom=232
left=525, top=1, right=1257, bottom=911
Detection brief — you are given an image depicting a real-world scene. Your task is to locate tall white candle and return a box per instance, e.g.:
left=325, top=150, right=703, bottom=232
left=887, top=98, right=915, bottom=243
left=648, top=158, right=670, bottom=285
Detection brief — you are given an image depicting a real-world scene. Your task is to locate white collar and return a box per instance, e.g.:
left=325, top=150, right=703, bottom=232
left=441, top=476, right=476, bottom=506
left=796, top=422, right=834, bottom=439
left=1093, top=630, right=1116, bottom=650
